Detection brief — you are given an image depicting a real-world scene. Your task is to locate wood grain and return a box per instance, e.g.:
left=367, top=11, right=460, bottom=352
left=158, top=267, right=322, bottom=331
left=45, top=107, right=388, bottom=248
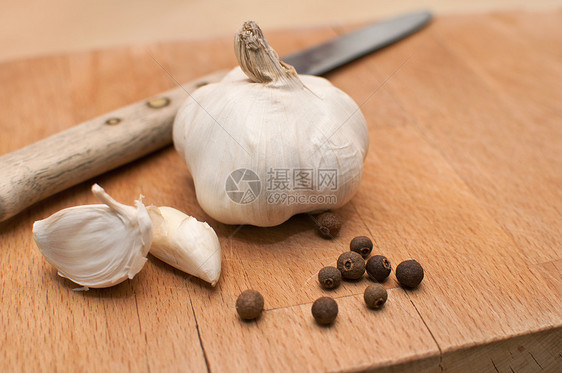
left=1, top=12, right=561, bottom=373
left=1, top=0, right=559, bottom=63
left=0, top=70, right=225, bottom=222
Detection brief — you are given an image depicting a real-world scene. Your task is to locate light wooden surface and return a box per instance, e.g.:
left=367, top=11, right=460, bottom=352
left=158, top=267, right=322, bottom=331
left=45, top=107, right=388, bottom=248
left=1, top=11, right=561, bottom=373
left=0, top=71, right=225, bottom=222
left=1, top=0, right=561, bottom=63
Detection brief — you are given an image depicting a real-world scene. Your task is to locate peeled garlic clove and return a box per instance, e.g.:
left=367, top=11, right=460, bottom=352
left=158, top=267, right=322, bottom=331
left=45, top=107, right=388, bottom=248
left=148, top=206, right=221, bottom=286
left=33, top=184, right=152, bottom=288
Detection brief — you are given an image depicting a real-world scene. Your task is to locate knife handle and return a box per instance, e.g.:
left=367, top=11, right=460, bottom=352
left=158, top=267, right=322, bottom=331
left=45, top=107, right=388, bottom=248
left=0, top=70, right=227, bottom=223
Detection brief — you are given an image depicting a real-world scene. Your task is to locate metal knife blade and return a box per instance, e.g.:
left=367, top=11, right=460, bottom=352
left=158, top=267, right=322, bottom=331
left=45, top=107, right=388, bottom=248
left=283, top=10, right=432, bottom=75
left=0, top=11, right=432, bottom=222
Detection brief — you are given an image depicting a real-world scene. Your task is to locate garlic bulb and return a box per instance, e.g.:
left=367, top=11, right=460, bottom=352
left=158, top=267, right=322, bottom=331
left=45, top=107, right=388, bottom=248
left=33, top=184, right=152, bottom=289
left=148, top=206, right=221, bottom=286
left=173, top=21, right=369, bottom=227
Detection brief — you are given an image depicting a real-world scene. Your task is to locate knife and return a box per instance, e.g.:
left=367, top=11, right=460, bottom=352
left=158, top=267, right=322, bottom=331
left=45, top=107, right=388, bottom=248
left=0, top=10, right=431, bottom=223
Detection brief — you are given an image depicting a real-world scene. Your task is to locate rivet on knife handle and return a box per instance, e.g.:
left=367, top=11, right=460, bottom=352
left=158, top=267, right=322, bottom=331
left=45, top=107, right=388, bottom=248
left=0, top=70, right=227, bottom=223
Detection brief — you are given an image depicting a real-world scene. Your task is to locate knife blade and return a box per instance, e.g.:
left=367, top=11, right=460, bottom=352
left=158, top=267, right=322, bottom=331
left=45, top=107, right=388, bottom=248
left=0, top=11, right=432, bottom=223
left=283, top=10, right=431, bottom=75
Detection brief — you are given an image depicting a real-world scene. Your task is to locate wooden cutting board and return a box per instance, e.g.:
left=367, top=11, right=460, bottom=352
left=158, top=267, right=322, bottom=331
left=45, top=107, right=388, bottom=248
left=1, top=11, right=561, bottom=373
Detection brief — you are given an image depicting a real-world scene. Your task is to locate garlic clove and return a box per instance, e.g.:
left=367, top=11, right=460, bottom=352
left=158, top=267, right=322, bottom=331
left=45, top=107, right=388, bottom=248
left=148, top=206, right=221, bottom=286
left=33, top=184, right=153, bottom=289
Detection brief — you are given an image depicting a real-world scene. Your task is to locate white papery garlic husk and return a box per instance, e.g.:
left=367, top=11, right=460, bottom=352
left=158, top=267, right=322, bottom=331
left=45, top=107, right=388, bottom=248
left=173, top=21, right=369, bottom=227
left=33, top=185, right=222, bottom=288
left=148, top=206, right=221, bottom=286
left=33, top=184, right=152, bottom=289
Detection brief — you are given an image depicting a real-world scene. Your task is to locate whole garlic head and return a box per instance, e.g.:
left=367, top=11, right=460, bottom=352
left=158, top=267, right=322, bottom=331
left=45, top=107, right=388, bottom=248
left=33, top=184, right=152, bottom=288
left=173, top=21, right=369, bottom=227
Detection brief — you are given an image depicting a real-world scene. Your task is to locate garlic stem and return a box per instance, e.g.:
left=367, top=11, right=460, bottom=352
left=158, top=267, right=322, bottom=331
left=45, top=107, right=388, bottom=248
left=234, top=21, right=303, bottom=89
left=91, top=184, right=138, bottom=223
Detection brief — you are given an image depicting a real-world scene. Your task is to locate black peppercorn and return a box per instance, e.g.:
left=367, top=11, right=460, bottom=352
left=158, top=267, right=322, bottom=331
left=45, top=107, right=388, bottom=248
left=236, top=289, right=264, bottom=320
left=337, top=251, right=365, bottom=280
left=364, top=284, right=388, bottom=309
left=316, top=212, right=342, bottom=238
left=366, top=255, right=392, bottom=282
left=396, top=260, right=424, bottom=288
left=350, top=236, right=373, bottom=258
left=311, top=297, right=338, bottom=325
left=318, top=266, right=342, bottom=289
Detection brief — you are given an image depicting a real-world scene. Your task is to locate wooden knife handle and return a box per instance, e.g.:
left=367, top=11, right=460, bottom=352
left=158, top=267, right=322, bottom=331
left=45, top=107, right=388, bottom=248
left=0, top=70, right=227, bottom=223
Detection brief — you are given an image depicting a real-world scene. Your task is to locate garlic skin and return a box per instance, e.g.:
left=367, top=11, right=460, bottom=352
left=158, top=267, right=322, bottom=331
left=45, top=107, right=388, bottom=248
left=148, top=206, right=221, bottom=286
left=33, top=184, right=152, bottom=288
left=173, top=21, right=369, bottom=227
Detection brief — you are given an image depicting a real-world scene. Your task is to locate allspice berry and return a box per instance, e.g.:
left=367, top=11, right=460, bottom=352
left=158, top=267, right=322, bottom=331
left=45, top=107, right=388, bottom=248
left=364, top=284, right=388, bottom=309
left=316, top=212, right=342, bottom=238
left=318, top=266, right=342, bottom=289
left=236, top=289, right=264, bottom=320
left=396, top=260, right=424, bottom=288
left=337, top=251, right=365, bottom=280
left=311, top=297, right=338, bottom=325
left=350, top=236, right=373, bottom=258
left=366, top=255, right=392, bottom=282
